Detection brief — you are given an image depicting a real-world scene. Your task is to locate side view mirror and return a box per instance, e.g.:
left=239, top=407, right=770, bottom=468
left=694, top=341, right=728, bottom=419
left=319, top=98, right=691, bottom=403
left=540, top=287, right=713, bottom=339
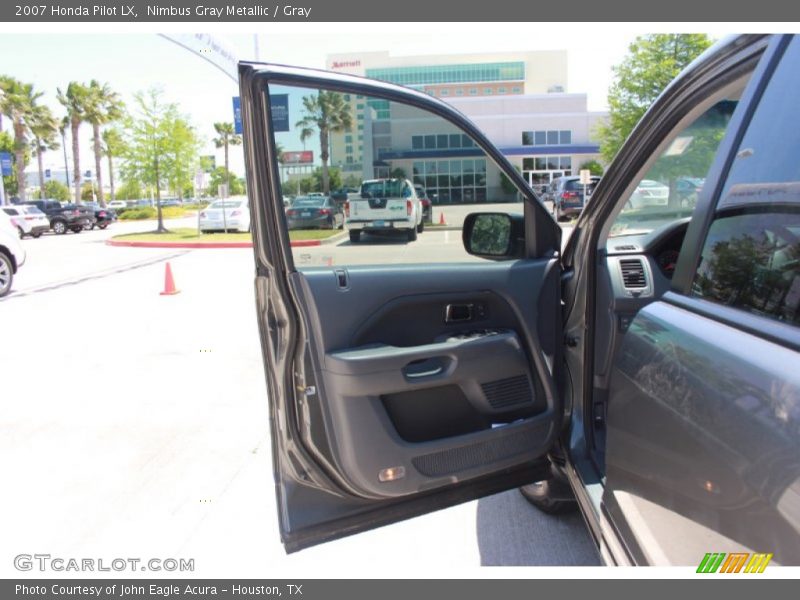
left=462, top=212, right=525, bottom=260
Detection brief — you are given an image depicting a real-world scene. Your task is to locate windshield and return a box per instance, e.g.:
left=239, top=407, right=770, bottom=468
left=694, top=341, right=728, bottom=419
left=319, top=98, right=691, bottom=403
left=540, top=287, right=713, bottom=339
left=361, top=179, right=407, bottom=199
left=609, top=98, right=739, bottom=238
left=23, top=207, right=44, bottom=215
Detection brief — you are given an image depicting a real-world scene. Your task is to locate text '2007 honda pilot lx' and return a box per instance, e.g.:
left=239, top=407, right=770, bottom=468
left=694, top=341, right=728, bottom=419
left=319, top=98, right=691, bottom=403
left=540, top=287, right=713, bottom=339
left=238, top=34, right=800, bottom=564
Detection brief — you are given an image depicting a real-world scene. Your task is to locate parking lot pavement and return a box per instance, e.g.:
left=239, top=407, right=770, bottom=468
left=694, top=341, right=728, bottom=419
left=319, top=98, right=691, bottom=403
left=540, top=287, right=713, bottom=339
left=0, top=221, right=594, bottom=575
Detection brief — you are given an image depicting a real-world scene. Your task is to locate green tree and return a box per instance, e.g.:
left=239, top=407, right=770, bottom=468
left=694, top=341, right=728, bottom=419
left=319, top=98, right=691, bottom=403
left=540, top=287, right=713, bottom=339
left=212, top=122, right=241, bottom=196
left=42, top=179, right=70, bottom=201
left=597, top=34, right=712, bottom=164
left=0, top=76, right=42, bottom=202
left=101, top=127, right=125, bottom=202
left=295, top=91, right=353, bottom=194
left=81, top=182, right=95, bottom=201
left=115, top=178, right=142, bottom=201
left=29, top=104, right=60, bottom=199
left=579, top=160, right=604, bottom=176
left=57, top=81, right=91, bottom=202
left=121, top=88, right=183, bottom=232
left=208, top=166, right=244, bottom=196
left=164, top=116, right=200, bottom=200
left=84, top=80, right=124, bottom=205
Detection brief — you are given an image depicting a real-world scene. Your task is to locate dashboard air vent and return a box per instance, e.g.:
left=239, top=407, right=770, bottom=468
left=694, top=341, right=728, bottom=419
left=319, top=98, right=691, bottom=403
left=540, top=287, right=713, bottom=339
left=620, top=259, right=647, bottom=288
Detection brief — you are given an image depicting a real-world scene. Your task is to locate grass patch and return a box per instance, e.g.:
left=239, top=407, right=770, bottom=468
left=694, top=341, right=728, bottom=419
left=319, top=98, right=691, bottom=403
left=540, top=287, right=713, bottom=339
left=113, top=227, right=342, bottom=243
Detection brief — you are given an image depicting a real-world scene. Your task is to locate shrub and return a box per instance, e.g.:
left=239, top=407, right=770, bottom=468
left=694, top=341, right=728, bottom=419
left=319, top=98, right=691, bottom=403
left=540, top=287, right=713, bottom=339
left=118, top=207, right=156, bottom=220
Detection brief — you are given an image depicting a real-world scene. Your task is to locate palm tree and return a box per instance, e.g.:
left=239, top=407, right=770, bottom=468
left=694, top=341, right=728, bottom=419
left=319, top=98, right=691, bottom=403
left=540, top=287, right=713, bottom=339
left=28, top=104, right=59, bottom=199
left=212, top=122, right=241, bottom=197
left=100, top=127, right=125, bottom=202
left=295, top=91, right=352, bottom=194
left=57, top=82, right=90, bottom=203
left=58, top=116, right=70, bottom=189
left=0, top=76, right=42, bottom=202
left=85, top=80, right=124, bottom=206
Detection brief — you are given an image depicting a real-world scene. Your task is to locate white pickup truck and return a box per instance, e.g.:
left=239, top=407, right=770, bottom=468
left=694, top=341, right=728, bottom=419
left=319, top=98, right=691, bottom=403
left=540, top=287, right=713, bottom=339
left=344, top=178, right=424, bottom=243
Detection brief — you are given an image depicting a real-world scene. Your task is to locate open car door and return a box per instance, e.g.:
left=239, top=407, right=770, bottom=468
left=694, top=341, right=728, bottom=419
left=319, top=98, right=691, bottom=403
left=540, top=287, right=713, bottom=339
left=238, top=62, right=565, bottom=552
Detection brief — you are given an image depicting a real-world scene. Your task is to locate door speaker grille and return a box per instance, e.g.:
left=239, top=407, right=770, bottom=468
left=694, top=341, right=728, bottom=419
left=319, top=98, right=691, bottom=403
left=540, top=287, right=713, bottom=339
left=481, top=375, right=533, bottom=409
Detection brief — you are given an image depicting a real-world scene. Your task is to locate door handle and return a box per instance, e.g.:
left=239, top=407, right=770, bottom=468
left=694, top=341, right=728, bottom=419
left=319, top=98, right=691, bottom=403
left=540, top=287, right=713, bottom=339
left=405, top=366, right=443, bottom=378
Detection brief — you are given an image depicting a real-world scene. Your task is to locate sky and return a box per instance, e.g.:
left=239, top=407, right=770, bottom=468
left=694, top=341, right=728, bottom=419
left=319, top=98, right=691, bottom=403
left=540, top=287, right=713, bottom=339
left=0, top=23, right=738, bottom=179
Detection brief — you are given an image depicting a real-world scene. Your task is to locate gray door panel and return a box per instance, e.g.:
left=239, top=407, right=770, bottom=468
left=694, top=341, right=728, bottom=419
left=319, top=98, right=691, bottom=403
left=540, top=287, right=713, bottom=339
left=604, top=298, right=800, bottom=565
left=288, top=260, right=561, bottom=501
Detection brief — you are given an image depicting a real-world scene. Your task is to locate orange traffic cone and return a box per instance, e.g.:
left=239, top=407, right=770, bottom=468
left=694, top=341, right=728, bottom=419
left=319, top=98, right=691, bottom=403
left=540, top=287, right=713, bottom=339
left=160, top=262, right=180, bottom=296
left=438, top=211, right=446, bottom=225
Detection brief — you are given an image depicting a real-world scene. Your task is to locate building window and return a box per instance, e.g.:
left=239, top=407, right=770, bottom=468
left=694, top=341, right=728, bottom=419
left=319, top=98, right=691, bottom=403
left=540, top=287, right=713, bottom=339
left=424, top=135, right=436, bottom=149
left=512, top=87, right=521, bottom=93
left=534, top=131, right=547, bottom=145
left=455, top=89, right=464, bottom=96
left=469, top=88, right=477, bottom=95
left=412, top=136, right=423, bottom=150
left=559, top=157, right=572, bottom=170
left=356, top=103, right=364, bottom=110
left=547, top=131, right=559, bottom=145
left=449, top=134, right=461, bottom=148
left=559, top=130, right=571, bottom=144
left=437, top=134, right=449, bottom=149
left=411, top=158, right=488, bottom=205
left=346, top=145, right=353, bottom=154
left=498, top=87, right=507, bottom=94
left=441, top=89, right=449, bottom=96
left=485, top=88, right=493, bottom=95
left=522, top=132, right=534, bottom=146
left=345, top=135, right=353, bottom=143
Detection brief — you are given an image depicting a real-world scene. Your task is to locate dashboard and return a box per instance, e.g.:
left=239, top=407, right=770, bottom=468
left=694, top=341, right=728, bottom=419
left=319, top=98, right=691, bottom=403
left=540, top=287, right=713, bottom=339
left=593, top=218, right=691, bottom=386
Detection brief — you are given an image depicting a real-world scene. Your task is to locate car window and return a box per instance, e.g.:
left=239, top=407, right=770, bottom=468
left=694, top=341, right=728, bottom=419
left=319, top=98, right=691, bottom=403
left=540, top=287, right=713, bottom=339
left=609, top=95, right=743, bottom=238
left=267, top=83, right=527, bottom=269
left=210, top=200, right=242, bottom=209
left=3, top=208, right=18, bottom=216
left=292, top=198, right=326, bottom=207
left=692, top=38, right=800, bottom=327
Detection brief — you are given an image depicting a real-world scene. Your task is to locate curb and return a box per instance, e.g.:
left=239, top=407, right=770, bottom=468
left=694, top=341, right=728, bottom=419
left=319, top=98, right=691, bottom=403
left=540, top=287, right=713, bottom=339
left=106, top=231, right=348, bottom=249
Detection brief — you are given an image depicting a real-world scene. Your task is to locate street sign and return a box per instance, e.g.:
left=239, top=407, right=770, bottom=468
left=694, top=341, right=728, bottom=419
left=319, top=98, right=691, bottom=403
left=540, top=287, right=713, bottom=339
left=579, top=169, right=592, bottom=185
left=232, top=96, right=242, bottom=134
left=45, top=168, right=51, bottom=178
left=270, top=94, right=290, bottom=132
left=234, top=94, right=290, bottom=133
left=282, top=150, right=313, bottom=165
left=0, top=152, right=12, bottom=177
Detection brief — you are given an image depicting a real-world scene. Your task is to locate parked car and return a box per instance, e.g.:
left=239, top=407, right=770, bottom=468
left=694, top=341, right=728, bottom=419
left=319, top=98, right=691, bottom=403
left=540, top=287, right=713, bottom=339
left=239, top=35, right=800, bottom=564
left=549, top=175, right=601, bottom=221
left=1, top=205, right=50, bottom=238
left=627, top=179, right=670, bottom=209
left=199, top=198, right=251, bottom=233
left=0, top=210, right=25, bottom=297
left=23, top=199, right=94, bottom=234
left=345, top=178, right=424, bottom=243
left=414, top=185, right=433, bottom=223
left=81, top=202, right=117, bottom=229
left=676, top=176, right=705, bottom=207
left=107, top=200, right=128, bottom=211
left=286, top=196, right=343, bottom=230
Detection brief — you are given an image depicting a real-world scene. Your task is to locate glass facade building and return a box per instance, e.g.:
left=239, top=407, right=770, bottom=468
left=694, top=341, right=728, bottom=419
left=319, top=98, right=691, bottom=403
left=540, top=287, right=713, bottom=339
left=365, top=62, right=525, bottom=87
